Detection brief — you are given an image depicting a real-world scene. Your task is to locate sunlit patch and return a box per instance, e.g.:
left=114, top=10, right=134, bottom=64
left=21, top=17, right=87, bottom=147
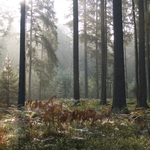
left=2, top=0, right=20, bottom=8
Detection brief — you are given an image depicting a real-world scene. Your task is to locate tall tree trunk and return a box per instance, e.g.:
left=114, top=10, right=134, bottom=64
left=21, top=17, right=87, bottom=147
left=73, top=0, right=80, bottom=102
left=145, top=0, right=150, bottom=100
left=95, top=0, right=99, bottom=99
left=100, top=0, right=107, bottom=105
left=112, top=0, right=126, bottom=110
left=39, top=47, right=43, bottom=100
left=7, top=77, right=10, bottom=107
left=104, top=0, right=108, bottom=97
left=28, top=0, right=32, bottom=100
left=132, top=0, right=139, bottom=102
left=124, top=46, right=128, bottom=98
left=137, top=0, right=149, bottom=107
left=18, top=0, right=26, bottom=107
left=84, top=0, right=88, bottom=98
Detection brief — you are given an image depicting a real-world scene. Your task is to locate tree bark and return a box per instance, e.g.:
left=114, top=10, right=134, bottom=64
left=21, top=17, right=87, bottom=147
left=84, top=0, right=88, bottom=98
left=39, top=47, right=43, bottom=100
left=28, top=0, right=32, bottom=100
left=18, top=0, right=26, bottom=107
left=124, top=46, right=128, bottom=98
left=95, top=0, right=99, bottom=99
left=100, top=0, right=107, bottom=105
left=145, top=0, right=150, bottom=100
left=73, top=0, right=80, bottom=101
left=112, top=0, right=126, bottom=110
left=137, top=0, right=149, bottom=107
left=132, top=0, right=139, bottom=102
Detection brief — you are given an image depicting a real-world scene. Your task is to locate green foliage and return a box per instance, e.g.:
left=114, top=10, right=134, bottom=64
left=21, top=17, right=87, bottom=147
left=26, top=0, right=58, bottom=100
left=0, top=1, right=13, bottom=37
left=128, top=79, right=136, bottom=98
left=0, top=56, right=18, bottom=106
left=1, top=100, right=150, bottom=149
left=53, top=69, right=73, bottom=98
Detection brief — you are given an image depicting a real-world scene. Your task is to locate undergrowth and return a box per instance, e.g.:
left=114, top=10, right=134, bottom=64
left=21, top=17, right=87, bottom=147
left=0, top=97, right=150, bottom=150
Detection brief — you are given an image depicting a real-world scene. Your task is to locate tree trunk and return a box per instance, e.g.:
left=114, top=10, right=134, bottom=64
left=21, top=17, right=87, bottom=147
left=39, top=47, right=43, bottom=100
left=95, top=0, right=99, bottom=99
left=145, top=0, right=150, bottom=100
left=73, top=0, right=80, bottom=102
left=84, top=0, right=88, bottom=98
left=137, top=0, right=149, bottom=107
left=100, top=0, right=107, bottom=105
left=132, top=0, right=139, bottom=102
left=124, top=46, right=128, bottom=98
left=104, top=0, right=108, bottom=98
left=28, top=0, right=32, bottom=100
left=18, top=0, right=26, bottom=107
left=112, top=0, right=126, bottom=110
left=6, top=64, right=10, bottom=107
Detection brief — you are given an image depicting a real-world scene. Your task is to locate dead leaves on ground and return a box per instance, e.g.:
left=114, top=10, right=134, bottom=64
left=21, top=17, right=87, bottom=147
left=0, top=128, right=7, bottom=147
left=25, top=96, right=111, bottom=129
left=0, top=103, right=7, bottom=107
left=25, top=96, right=150, bottom=133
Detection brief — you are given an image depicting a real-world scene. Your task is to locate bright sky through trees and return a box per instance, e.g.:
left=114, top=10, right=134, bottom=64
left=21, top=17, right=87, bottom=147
left=54, top=0, right=70, bottom=24
left=3, top=0, right=69, bottom=25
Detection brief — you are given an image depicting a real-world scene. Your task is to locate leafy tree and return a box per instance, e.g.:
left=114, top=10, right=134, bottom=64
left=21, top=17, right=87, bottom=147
left=26, top=0, right=58, bottom=99
left=53, top=69, right=73, bottom=98
left=0, top=55, right=18, bottom=106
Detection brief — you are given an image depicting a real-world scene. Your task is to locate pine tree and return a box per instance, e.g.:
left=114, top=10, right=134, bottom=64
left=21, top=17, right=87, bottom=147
left=26, top=0, right=58, bottom=99
left=0, top=55, right=18, bottom=106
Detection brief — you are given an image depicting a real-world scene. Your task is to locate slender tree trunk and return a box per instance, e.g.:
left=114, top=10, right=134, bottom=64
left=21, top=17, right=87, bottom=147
left=104, top=0, right=108, bottom=98
left=137, top=0, right=149, bottom=107
left=124, top=46, right=128, bottom=98
left=95, top=0, right=99, bottom=99
left=145, top=0, right=150, bottom=100
left=84, top=0, right=88, bottom=98
left=18, top=0, right=26, bottom=107
left=112, top=0, right=126, bottom=110
left=132, top=0, right=139, bottom=102
left=39, top=47, right=43, bottom=100
left=101, top=0, right=107, bottom=105
left=28, top=0, right=32, bottom=100
left=73, top=0, right=80, bottom=102
left=6, top=64, right=10, bottom=107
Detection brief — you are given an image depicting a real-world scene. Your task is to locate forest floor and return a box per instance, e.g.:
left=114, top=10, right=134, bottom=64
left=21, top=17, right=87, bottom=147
left=0, top=98, right=150, bottom=150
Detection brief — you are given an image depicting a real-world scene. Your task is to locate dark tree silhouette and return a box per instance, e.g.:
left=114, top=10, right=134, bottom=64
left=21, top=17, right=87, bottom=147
left=137, top=0, right=149, bottom=107
left=145, top=0, right=150, bottom=100
left=100, top=0, right=107, bottom=105
left=28, top=0, right=33, bottom=100
left=132, top=0, right=139, bottom=103
left=73, top=0, right=80, bottom=101
left=84, top=0, right=88, bottom=98
left=18, top=0, right=26, bottom=107
left=95, top=0, right=99, bottom=99
left=112, top=0, right=126, bottom=110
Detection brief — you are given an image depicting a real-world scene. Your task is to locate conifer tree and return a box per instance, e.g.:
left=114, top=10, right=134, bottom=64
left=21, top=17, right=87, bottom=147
left=0, top=55, right=18, bottom=106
